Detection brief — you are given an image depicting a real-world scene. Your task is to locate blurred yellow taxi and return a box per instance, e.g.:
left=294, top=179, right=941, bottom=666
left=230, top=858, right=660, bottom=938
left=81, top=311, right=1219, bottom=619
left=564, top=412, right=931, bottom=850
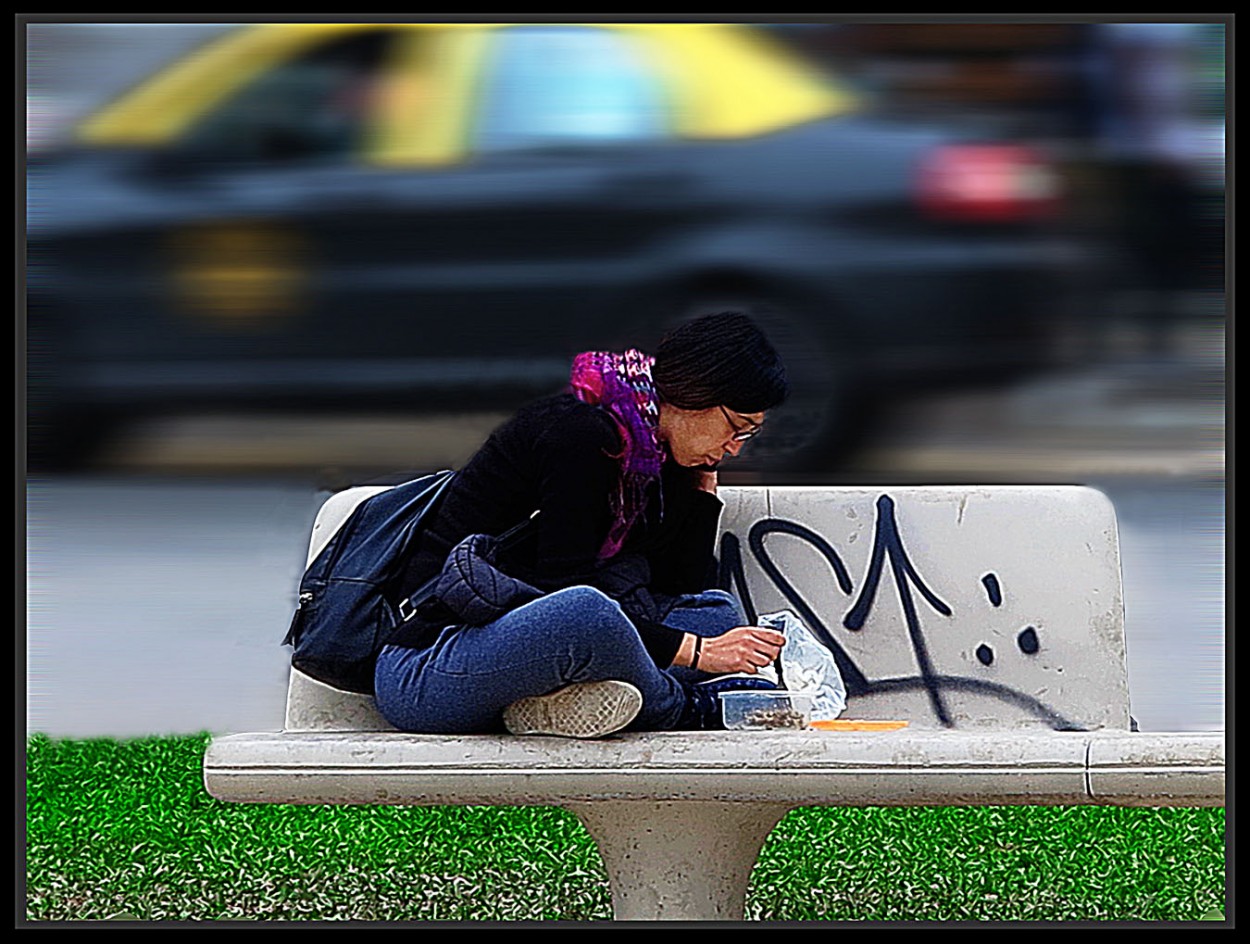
left=80, top=24, right=855, bottom=162
left=28, top=23, right=1073, bottom=470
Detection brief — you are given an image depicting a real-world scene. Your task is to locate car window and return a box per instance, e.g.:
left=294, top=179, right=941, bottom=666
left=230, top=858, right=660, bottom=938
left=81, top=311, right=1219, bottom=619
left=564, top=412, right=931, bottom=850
left=176, top=29, right=395, bottom=165
left=473, top=26, right=669, bottom=153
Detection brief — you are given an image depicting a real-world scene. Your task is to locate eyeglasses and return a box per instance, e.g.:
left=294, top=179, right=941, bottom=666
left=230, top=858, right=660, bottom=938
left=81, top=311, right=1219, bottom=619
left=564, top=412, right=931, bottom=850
left=719, top=405, right=763, bottom=443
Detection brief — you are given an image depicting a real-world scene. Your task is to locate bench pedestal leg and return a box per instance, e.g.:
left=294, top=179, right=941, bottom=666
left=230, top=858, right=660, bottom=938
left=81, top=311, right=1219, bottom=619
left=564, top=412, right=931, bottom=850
left=567, top=800, right=791, bottom=921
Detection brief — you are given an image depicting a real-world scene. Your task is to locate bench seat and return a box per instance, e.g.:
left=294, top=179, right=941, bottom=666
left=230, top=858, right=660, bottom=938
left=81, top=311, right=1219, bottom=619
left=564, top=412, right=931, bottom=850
left=205, top=483, right=1225, bottom=920
left=207, top=728, right=1223, bottom=808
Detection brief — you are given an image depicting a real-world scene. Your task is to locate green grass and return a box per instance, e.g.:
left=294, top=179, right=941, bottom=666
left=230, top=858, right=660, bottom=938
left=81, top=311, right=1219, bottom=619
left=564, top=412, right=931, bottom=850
left=25, top=734, right=1225, bottom=922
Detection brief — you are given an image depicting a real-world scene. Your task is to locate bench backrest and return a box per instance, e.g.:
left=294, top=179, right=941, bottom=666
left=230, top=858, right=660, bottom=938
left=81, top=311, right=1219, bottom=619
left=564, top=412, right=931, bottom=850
left=286, top=485, right=1129, bottom=734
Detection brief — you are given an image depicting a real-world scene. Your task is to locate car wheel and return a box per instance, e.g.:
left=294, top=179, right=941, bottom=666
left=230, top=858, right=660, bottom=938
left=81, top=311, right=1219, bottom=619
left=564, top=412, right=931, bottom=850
left=646, top=291, right=863, bottom=475
left=1048, top=244, right=1150, bottom=367
left=26, top=304, right=120, bottom=472
left=27, top=406, right=120, bottom=473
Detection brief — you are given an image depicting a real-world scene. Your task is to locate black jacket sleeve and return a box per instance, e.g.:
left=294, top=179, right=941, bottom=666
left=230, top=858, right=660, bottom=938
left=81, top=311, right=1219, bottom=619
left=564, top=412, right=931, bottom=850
left=628, top=615, right=686, bottom=668
left=512, top=407, right=688, bottom=666
left=649, top=486, right=724, bottom=595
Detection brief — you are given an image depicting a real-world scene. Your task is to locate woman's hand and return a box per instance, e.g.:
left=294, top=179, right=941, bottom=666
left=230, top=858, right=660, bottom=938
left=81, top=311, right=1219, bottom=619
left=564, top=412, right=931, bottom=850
left=691, top=626, right=785, bottom=675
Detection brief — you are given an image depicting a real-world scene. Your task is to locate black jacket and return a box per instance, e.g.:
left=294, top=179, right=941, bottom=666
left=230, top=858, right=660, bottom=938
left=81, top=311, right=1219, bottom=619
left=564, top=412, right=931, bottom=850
left=386, top=393, right=724, bottom=665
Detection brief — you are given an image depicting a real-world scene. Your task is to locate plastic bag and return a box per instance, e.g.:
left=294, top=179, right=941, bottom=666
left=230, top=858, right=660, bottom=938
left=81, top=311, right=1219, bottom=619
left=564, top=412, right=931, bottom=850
left=758, top=609, right=847, bottom=721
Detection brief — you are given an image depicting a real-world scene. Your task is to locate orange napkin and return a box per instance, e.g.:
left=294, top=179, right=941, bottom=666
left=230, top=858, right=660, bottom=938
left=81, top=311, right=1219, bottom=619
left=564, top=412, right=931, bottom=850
left=809, top=719, right=910, bottom=731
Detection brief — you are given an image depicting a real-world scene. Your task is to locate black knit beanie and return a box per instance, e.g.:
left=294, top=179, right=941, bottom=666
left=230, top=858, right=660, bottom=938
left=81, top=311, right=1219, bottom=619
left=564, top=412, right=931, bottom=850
left=652, top=312, right=789, bottom=414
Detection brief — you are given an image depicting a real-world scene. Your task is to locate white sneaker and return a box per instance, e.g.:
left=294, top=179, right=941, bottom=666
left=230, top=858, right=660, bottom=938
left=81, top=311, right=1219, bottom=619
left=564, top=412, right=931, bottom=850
left=503, top=680, right=643, bottom=738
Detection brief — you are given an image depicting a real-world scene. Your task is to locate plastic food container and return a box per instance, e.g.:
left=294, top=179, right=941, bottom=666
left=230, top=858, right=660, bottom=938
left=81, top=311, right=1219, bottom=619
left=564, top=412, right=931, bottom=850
left=719, top=690, right=815, bottom=730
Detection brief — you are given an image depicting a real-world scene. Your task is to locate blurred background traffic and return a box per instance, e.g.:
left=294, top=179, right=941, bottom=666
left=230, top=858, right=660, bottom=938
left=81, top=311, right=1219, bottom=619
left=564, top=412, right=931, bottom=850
left=26, top=20, right=1225, bottom=481
left=24, top=20, right=1225, bottom=737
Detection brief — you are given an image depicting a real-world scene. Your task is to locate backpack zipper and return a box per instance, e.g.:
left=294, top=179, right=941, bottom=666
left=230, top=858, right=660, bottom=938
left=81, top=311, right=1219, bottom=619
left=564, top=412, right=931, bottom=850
left=282, top=591, right=316, bottom=646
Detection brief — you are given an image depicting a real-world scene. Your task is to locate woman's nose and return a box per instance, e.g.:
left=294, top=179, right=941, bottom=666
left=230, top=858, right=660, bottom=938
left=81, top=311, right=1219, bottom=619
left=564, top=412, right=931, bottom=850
left=723, top=438, right=745, bottom=458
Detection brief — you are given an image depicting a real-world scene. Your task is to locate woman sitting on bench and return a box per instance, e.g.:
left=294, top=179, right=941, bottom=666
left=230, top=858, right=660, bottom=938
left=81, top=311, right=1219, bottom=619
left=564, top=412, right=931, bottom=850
left=373, top=312, right=790, bottom=738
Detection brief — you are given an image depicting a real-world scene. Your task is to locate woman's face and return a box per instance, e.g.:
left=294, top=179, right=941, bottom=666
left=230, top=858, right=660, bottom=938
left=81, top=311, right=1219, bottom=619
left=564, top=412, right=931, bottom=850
left=658, top=404, right=766, bottom=469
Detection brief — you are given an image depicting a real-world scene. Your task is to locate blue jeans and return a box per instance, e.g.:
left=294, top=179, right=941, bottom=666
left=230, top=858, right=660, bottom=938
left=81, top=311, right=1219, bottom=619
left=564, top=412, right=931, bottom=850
left=374, top=586, right=745, bottom=733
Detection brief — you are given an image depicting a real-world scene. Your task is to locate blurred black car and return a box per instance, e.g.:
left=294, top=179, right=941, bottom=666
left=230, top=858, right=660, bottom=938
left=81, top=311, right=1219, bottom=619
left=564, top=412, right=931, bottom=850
left=26, top=23, right=1090, bottom=471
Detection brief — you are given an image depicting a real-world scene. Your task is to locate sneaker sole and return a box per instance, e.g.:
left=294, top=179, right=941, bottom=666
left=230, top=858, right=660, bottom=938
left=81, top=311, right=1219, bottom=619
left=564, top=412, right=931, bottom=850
left=503, top=680, right=643, bottom=738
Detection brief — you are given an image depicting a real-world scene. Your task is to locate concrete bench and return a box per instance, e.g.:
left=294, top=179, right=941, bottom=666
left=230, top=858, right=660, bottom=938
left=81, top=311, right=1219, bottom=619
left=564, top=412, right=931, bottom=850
left=205, top=484, right=1225, bottom=921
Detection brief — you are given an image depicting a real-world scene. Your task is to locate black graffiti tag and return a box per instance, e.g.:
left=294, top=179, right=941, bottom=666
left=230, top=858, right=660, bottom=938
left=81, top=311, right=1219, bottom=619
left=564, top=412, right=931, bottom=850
left=841, top=495, right=954, bottom=722
left=718, top=493, right=1081, bottom=730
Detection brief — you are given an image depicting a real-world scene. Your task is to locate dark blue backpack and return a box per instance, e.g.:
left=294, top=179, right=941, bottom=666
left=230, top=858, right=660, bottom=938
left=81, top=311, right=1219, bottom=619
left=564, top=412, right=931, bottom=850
left=282, top=470, right=456, bottom=694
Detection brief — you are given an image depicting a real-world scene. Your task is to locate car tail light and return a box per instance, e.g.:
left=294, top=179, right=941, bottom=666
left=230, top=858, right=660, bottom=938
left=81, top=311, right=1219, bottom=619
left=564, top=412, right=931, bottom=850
left=916, top=144, right=1062, bottom=222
